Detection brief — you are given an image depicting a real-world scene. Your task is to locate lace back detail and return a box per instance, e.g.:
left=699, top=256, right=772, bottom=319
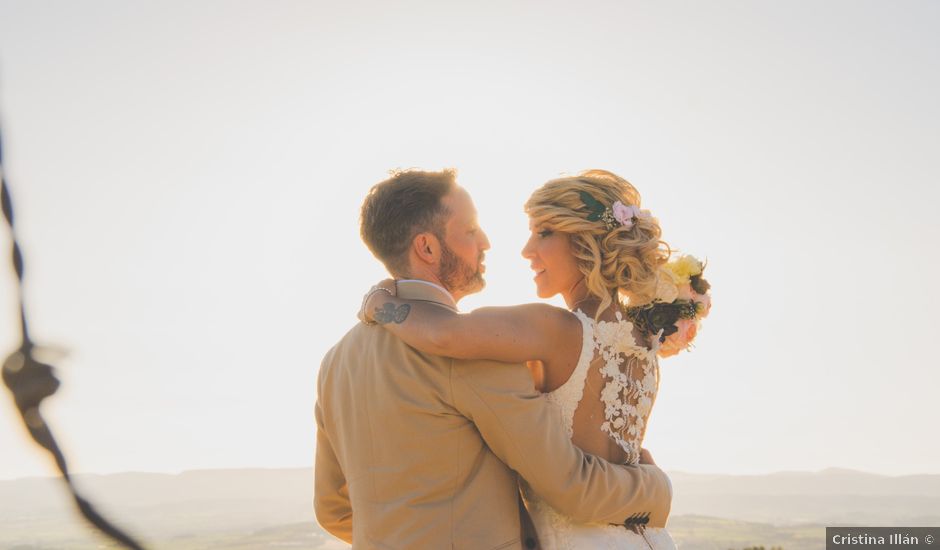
left=524, top=309, right=676, bottom=550
left=545, top=309, right=661, bottom=465
left=591, top=311, right=661, bottom=465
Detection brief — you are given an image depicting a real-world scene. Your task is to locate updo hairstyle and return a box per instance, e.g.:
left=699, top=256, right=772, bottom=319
left=524, top=169, right=671, bottom=318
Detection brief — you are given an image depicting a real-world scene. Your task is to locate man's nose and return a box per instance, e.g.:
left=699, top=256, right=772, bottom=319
left=479, top=229, right=491, bottom=251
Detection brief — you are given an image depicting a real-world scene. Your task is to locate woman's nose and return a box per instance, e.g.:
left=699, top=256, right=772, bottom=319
left=521, top=235, right=535, bottom=259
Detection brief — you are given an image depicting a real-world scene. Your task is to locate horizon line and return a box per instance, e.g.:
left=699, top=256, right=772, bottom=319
left=4, top=465, right=940, bottom=483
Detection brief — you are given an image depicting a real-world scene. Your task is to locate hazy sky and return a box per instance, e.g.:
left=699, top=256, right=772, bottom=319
left=1, top=0, right=938, bottom=481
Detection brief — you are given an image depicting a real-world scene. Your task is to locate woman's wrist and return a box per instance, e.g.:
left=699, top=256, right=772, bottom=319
left=359, top=287, right=393, bottom=325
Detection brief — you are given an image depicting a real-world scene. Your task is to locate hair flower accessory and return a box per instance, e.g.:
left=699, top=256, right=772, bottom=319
left=626, top=254, right=712, bottom=359
left=579, top=191, right=650, bottom=231
left=611, top=201, right=650, bottom=230
left=611, top=201, right=634, bottom=229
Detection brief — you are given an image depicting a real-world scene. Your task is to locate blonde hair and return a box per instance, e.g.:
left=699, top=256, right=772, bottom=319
left=524, top=169, right=671, bottom=318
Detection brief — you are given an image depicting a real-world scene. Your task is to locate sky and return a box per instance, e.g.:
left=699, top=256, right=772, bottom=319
left=0, top=0, right=938, bottom=481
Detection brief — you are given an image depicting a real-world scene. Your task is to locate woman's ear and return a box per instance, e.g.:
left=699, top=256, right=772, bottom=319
left=412, top=232, right=441, bottom=265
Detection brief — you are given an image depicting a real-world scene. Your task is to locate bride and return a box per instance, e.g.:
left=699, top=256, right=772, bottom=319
left=361, top=169, right=693, bottom=549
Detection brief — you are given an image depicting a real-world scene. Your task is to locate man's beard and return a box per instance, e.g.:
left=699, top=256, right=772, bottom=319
left=439, top=241, right=485, bottom=296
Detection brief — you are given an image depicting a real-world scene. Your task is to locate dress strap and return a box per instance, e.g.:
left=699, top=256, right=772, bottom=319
left=544, top=310, right=596, bottom=438
left=565, top=309, right=596, bottom=392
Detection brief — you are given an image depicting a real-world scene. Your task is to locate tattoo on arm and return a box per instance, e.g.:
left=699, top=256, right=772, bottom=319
left=374, top=303, right=411, bottom=325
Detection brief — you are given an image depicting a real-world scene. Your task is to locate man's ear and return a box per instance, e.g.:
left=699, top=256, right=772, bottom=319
left=412, top=232, right=441, bottom=266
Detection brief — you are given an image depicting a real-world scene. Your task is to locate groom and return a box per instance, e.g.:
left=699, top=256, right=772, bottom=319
left=315, top=169, right=673, bottom=549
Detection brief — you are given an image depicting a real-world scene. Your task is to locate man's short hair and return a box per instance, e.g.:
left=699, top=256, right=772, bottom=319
left=360, top=169, right=457, bottom=276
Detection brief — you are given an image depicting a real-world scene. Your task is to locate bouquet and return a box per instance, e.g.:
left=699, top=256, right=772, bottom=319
left=626, top=255, right=711, bottom=358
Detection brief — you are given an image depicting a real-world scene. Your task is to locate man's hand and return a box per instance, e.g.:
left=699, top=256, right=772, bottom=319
left=639, top=448, right=656, bottom=466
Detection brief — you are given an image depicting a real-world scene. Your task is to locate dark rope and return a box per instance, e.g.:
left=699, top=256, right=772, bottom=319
left=1, top=125, right=147, bottom=550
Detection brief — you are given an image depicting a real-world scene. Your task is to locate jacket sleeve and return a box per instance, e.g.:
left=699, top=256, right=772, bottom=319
left=450, top=358, right=673, bottom=527
left=313, top=398, right=353, bottom=543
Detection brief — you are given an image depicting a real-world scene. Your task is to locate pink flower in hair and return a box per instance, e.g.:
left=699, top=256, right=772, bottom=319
left=611, top=201, right=651, bottom=230
left=613, top=201, right=649, bottom=228
left=611, top=201, right=634, bottom=229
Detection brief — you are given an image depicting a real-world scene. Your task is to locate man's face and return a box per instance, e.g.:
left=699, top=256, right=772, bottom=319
left=437, top=187, right=490, bottom=301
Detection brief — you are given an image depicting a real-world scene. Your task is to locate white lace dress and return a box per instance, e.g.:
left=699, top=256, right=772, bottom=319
left=523, top=310, right=677, bottom=550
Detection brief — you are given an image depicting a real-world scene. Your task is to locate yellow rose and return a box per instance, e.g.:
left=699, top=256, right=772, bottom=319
left=665, top=255, right=703, bottom=283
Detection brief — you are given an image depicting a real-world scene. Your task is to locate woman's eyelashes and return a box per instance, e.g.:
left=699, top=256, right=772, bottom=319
left=537, top=229, right=553, bottom=238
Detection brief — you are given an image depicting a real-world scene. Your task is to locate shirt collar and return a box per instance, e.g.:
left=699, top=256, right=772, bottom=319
left=396, top=279, right=458, bottom=312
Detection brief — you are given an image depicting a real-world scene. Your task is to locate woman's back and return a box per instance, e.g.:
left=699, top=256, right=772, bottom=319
left=521, top=307, right=677, bottom=550
left=541, top=306, right=660, bottom=466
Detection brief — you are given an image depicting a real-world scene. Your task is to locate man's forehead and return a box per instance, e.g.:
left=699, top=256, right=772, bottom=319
left=445, top=185, right=472, bottom=203
left=444, top=187, right=477, bottom=220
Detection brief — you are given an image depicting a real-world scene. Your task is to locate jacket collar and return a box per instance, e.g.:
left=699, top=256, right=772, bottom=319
left=396, top=279, right=458, bottom=312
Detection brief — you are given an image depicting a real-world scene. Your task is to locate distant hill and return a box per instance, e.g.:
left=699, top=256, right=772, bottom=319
left=669, top=468, right=940, bottom=526
left=0, top=469, right=318, bottom=548
left=1, top=468, right=938, bottom=549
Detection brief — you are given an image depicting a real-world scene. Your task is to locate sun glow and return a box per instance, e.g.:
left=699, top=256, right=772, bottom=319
left=1, top=1, right=939, bottom=481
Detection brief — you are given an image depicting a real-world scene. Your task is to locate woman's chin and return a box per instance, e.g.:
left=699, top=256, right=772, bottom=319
left=533, top=285, right=553, bottom=299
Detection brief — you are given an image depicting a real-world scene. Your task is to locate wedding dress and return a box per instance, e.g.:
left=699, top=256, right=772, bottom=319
left=523, top=309, right=677, bottom=550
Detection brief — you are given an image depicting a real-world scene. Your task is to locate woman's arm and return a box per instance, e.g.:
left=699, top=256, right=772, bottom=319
left=363, top=288, right=582, bottom=367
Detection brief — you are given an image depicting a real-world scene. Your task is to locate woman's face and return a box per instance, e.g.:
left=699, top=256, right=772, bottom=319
left=521, top=218, right=582, bottom=299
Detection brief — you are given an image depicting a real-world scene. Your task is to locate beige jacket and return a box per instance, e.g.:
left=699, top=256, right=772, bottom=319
left=315, top=281, right=672, bottom=549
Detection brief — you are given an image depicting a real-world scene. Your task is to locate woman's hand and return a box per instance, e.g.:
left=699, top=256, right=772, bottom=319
left=638, top=448, right=656, bottom=466
left=358, top=279, right=397, bottom=324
